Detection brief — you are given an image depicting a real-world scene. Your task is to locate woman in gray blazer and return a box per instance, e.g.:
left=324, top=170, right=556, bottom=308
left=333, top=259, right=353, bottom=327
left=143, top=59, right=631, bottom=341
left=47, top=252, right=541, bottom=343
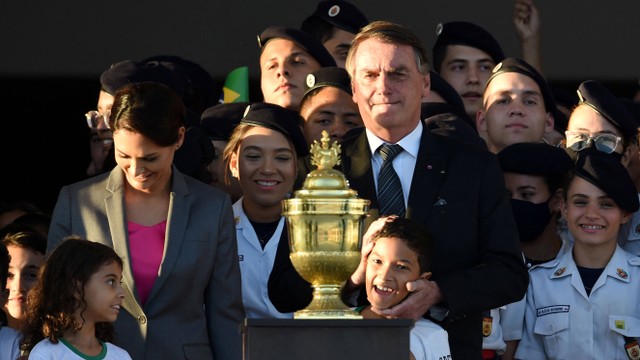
left=47, top=82, right=245, bottom=360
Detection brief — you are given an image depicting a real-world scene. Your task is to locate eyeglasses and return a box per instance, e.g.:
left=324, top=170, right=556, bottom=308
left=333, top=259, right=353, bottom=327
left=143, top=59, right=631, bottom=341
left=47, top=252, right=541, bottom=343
left=85, top=110, right=111, bottom=129
left=564, top=130, right=621, bottom=154
left=90, top=135, right=114, bottom=146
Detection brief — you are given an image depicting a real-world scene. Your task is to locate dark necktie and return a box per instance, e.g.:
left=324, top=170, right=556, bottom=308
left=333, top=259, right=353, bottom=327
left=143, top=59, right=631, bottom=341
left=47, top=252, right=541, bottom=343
left=377, top=144, right=405, bottom=217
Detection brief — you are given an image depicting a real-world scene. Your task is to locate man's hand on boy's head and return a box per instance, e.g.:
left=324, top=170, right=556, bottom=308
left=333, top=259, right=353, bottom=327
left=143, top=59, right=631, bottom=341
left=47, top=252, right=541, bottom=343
left=363, top=215, right=397, bottom=244
left=349, top=240, right=375, bottom=286
left=370, top=279, right=444, bottom=321
left=350, top=215, right=398, bottom=286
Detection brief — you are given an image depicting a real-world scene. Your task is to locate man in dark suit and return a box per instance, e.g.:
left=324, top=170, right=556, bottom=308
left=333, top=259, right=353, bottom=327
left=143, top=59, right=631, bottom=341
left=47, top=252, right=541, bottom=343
left=340, top=20, right=528, bottom=359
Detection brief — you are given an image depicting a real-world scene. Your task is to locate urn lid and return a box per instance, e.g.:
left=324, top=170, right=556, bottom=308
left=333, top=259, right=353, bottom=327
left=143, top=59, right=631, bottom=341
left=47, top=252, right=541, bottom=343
left=295, top=131, right=360, bottom=199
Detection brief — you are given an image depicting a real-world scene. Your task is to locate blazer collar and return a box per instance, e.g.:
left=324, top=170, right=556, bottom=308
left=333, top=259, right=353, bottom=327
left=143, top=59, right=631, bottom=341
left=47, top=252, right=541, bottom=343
left=104, top=166, right=191, bottom=306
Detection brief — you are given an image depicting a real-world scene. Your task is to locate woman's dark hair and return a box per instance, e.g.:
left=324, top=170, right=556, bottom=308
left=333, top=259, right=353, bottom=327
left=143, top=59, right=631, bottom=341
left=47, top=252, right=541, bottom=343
left=109, top=81, right=186, bottom=147
left=1, top=229, right=47, bottom=255
left=21, top=236, right=124, bottom=352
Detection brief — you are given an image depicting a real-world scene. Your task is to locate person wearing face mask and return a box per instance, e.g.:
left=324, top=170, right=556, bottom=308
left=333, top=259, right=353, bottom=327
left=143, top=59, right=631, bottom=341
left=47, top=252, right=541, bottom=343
left=478, top=142, right=574, bottom=360
left=498, top=142, right=574, bottom=268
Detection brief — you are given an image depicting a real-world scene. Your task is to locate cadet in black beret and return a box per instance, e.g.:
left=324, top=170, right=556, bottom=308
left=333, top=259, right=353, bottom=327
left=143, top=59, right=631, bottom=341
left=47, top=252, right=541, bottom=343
left=299, top=67, right=362, bottom=145
left=222, top=102, right=313, bottom=320
left=433, top=21, right=505, bottom=72
left=486, top=58, right=557, bottom=113
left=571, top=147, right=639, bottom=213
left=238, top=102, right=308, bottom=157
left=300, top=0, right=369, bottom=68
left=99, top=59, right=187, bottom=98
left=258, top=26, right=336, bottom=112
left=143, top=54, right=218, bottom=114
left=497, top=142, right=573, bottom=265
left=566, top=80, right=638, bottom=157
left=477, top=57, right=556, bottom=154
left=200, top=102, right=251, bottom=203
left=84, top=59, right=193, bottom=178
left=258, top=26, right=337, bottom=68
left=92, top=60, right=214, bottom=183
left=432, top=21, right=506, bottom=120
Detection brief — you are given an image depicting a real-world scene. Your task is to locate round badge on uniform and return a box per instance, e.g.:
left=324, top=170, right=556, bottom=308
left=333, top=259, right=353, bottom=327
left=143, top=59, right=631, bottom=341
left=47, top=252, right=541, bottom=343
left=436, top=23, right=443, bottom=36
left=306, top=74, right=317, bottom=88
left=328, top=5, right=340, bottom=17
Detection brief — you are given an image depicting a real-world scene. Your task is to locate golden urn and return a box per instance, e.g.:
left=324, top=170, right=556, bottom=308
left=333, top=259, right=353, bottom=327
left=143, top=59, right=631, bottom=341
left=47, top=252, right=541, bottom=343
left=283, top=131, right=370, bottom=319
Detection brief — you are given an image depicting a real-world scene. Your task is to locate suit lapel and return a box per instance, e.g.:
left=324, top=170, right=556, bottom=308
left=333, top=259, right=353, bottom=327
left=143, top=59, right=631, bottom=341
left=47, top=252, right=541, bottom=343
left=407, top=129, right=449, bottom=225
left=146, top=169, right=190, bottom=304
left=105, top=169, right=145, bottom=316
left=342, top=131, right=378, bottom=209
left=105, top=169, right=137, bottom=299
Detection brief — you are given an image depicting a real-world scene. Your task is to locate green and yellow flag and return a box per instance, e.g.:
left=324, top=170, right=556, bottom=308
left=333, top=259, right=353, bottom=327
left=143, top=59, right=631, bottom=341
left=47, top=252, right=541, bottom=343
left=220, top=66, right=249, bottom=103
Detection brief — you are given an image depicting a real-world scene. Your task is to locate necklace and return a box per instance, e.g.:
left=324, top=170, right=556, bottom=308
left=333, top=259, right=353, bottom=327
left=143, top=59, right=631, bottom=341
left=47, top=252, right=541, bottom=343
left=250, top=219, right=280, bottom=249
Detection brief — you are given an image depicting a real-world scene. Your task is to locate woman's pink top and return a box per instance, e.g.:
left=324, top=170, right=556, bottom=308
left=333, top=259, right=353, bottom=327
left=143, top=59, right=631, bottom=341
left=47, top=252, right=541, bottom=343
left=128, top=220, right=167, bottom=306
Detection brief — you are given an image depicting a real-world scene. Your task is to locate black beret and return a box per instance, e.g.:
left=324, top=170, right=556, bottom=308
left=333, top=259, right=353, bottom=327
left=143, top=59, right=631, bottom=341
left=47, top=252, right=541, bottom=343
left=421, top=102, right=475, bottom=131
left=142, top=54, right=218, bottom=110
left=201, top=102, right=250, bottom=141
left=577, top=80, right=638, bottom=140
left=309, top=0, right=369, bottom=34
left=258, top=26, right=337, bottom=68
left=429, top=71, right=466, bottom=115
left=433, top=21, right=505, bottom=65
left=100, top=60, right=187, bottom=97
left=424, top=112, right=487, bottom=150
left=240, top=102, right=309, bottom=156
left=574, top=147, right=639, bottom=213
left=487, top=58, right=557, bottom=113
left=303, top=66, right=352, bottom=100
left=498, top=142, right=573, bottom=177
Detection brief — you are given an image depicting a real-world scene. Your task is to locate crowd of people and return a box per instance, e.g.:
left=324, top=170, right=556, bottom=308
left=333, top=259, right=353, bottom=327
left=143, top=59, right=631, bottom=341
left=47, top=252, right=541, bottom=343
left=2, top=0, right=640, bottom=359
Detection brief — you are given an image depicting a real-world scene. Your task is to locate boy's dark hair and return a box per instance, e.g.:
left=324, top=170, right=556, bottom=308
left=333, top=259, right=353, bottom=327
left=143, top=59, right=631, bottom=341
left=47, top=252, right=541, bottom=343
left=21, top=236, right=124, bottom=352
left=372, top=217, right=434, bottom=273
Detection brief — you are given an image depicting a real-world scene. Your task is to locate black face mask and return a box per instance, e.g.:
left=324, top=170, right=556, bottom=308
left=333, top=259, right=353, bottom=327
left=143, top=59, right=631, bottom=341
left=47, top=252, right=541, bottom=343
left=510, top=198, right=552, bottom=243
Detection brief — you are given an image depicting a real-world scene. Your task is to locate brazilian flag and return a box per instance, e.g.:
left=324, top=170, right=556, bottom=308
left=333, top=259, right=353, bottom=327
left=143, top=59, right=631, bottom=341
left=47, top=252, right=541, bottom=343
left=220, top=66, right=249, bottom=103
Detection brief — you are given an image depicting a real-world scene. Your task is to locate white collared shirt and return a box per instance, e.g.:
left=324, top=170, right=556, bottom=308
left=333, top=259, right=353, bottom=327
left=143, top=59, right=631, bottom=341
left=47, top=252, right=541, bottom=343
left=516, top=245, right=640, bottom=359
left=366, top=121, right=422, bottom=207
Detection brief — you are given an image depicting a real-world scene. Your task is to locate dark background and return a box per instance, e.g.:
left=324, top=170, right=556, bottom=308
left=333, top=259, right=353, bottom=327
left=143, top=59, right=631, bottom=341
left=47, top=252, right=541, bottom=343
left=2, top=0, right=639, bottom=213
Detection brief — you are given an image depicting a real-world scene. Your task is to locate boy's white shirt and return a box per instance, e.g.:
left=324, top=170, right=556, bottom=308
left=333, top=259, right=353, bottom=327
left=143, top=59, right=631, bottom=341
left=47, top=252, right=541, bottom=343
left=410, top=318, right=452, bottom=360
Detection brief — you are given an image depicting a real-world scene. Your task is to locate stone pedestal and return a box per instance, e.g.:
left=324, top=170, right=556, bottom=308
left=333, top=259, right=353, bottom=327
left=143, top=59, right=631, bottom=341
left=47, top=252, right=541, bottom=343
left=242, top=318, right=412, bottom=360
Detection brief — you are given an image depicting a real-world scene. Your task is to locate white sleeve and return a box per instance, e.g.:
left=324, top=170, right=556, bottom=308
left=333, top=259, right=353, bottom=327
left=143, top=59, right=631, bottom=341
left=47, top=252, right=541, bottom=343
left=410, top=319, right=452, bottom=360
left=501, top=295, right=526, bottom=341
